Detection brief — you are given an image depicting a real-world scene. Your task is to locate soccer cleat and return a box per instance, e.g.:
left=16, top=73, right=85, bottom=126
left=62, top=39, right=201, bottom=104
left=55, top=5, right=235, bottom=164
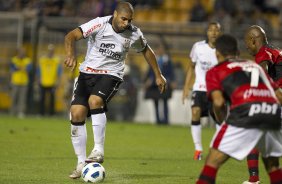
left=242, top=181, right=260, bottom=184
left=85, top=150, right=104, bottom=163
left=193, top=150, right=202, bottom=160
left=69, top=162, right=85, bottom=179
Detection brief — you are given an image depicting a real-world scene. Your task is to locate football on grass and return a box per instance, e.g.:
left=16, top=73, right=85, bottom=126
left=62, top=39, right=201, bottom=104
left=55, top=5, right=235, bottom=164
left=81, top=162, right=105, bottom=183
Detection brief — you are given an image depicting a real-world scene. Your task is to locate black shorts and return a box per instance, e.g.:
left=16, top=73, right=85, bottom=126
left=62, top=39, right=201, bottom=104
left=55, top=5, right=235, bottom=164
left=191, top=91, right=211, bottom=117
left=71, top=73, right=123, bottom=111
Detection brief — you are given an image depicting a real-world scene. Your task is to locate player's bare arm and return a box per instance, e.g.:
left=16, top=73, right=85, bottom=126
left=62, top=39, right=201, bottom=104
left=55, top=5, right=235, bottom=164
left=142, top=44, right=167, bottom=93
left=275, top=88, right=282, bottom=104
left=182, top=63, right=195, bottom=104
left=64, top=28, right=83, bottom=70
left=259, top=60, right=269, bottom=72
left=211, top=90, right=226, bottom=123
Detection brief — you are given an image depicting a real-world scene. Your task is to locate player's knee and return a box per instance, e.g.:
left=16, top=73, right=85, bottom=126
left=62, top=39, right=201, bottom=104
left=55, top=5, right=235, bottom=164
left=88, top=96, right=104, bottom=109
left=70, top=110, right=86, bottom=122
left=191, top=107, right=201, bottom=118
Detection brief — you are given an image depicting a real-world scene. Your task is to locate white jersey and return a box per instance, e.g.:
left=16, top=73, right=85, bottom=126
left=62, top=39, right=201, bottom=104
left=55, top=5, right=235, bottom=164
left=79, top=16, right=147, bottom=79
left=190, top=40, right=218, bottom=91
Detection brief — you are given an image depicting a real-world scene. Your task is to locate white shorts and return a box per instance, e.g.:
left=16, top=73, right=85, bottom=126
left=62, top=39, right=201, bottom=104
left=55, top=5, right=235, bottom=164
left=210, top=123, right=282, bottom=160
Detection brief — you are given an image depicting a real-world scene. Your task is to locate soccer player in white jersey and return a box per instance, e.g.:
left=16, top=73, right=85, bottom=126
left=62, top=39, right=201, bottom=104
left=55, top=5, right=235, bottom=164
left=64, top=2, right=167, bottom=179
left=182, top=22, right=221, bottom=160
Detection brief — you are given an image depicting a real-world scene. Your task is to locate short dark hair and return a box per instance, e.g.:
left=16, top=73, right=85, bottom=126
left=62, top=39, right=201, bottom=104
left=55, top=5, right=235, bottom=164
left=115, top=1, right=134, bottom=14
left=215, top=34, right=238, bottom=56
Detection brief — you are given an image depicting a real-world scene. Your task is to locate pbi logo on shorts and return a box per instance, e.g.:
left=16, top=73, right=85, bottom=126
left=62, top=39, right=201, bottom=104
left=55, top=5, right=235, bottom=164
left=248, top=103, right=278, bottom=116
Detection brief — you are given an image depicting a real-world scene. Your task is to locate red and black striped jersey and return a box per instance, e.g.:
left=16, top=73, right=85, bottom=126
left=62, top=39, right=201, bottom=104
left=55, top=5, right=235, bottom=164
left=206, top=59, right=281, bottom=129
left=255, top=44, right=282, bottom=87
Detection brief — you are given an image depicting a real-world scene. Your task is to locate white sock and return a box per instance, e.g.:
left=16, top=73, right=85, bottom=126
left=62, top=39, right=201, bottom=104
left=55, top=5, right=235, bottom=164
left=191, top=125, right=202, bottom=151
left=71, top=124, right=87, bottom=164
left=200, top=117, right=209, bottom=127
left=91, top=112, right=106, bottom=155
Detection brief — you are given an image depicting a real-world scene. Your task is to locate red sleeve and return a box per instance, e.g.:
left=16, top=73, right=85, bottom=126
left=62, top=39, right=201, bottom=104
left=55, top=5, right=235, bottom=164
left=206, top=68, right=221, bottom=99
left=255, top=50, right=273, bottom=65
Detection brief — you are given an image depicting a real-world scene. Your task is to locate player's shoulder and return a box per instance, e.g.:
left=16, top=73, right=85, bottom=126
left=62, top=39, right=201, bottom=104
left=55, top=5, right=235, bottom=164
left=125, top=24, right=143, bottom=41
left=193, top=40, right=206, bottom=47
left=128, top=24, right=139, bottom=32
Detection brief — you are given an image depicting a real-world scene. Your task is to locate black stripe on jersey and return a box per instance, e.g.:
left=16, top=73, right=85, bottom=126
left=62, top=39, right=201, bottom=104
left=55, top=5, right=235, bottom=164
left=221, top=71, right=263, bottom=96
left=78, top=27, right=84, bottom=38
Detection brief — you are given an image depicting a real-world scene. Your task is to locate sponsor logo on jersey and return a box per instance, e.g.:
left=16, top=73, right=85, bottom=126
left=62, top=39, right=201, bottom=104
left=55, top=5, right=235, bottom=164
left=248, top=103, right=278, bottom=116
left=200, top=60, right=213, bottom=71
left=243, top=89, right=272, bottom=99
left=84, top=24, right=101, bottom=37
left=85, top=67, right=108, bottom=74
left=98, top=91, right=106, bottom=96
left=99, top=43, right=121, bottom=60
left=123, top=39, right=130, bottom=50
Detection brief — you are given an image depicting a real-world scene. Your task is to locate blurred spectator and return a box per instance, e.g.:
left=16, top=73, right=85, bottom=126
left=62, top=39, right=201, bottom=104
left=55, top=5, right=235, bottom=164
left=37, top=44, right=62, bottom=116
left=214, top=0, right=237, bottom=17
left=253, top=0, right=280, bottom=14
left=10, top=47, right=32, bottom=118
left=77, top=0, right=103, bottom=18
left=128, top=0, right=163, bottom=9
left=210, top=8, right=231, bottom=33
left=144, top=45, right=176, bottom=125
left=43, top=0, right=64, bottom=16
left=22, top=0, right=43, bottom=19
left=126, top=55, right=142, bottom=87
left=108, top=65, right=138, bottom=121
left=190, top=1, right=208, bottom=22
left=61, top=1, right=77, bottom=17
left=101, top=0, right=117, bottom=16
left=173, top=62, right=185, bottom=89
left=0, top=0, right=16, bottom=11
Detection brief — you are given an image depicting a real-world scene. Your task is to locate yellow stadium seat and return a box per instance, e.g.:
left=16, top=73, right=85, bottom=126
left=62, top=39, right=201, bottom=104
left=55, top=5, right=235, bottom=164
left=134, top=9, right=150, bottom=22
left=162, top=0, right=178, bottom=10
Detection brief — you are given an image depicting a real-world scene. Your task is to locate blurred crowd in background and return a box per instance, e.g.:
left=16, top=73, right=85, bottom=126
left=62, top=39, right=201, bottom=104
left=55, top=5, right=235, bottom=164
left=0, top=0, right=282, bottom=123
left=0, top=0, right=281, bottom=28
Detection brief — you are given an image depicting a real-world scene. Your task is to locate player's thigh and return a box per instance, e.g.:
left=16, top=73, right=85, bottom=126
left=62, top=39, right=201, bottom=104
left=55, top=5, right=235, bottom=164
left=91, top=75, right=122, bottom=105
left=210, top=123, right=263, bottom=160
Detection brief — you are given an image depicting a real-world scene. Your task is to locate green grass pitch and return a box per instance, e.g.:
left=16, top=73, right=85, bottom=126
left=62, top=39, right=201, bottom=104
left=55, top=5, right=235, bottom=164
left=0, top=114, right=278, bottom=184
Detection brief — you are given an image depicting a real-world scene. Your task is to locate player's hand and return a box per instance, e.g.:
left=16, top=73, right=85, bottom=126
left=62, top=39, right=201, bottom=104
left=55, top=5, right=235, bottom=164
left=182, top=88, right=191, bottom=104
left=64, top=55, right=77, bottom=71
left=156, top=74, right=167, bottom=94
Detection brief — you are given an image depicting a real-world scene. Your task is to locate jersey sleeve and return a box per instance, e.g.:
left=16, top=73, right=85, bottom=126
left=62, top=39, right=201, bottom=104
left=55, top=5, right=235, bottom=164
left=131, top=28, right=148, bottom=53
left=189, top=43, right=198, bottom=63
left=79, top=17, right=104, bottom=38
left=255, top=50, right=273, bottom=65
left=206, top=68, right=221, bottom=99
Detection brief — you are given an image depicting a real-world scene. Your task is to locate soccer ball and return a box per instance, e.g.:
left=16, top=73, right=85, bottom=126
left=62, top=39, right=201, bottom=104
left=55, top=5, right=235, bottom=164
left=81, top=162, right=105, bottom=183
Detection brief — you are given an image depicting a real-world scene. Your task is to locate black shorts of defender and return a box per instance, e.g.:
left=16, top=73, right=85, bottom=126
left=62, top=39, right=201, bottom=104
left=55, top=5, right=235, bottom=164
left=191, top=91, right=212, bottom=117
left=71, top=73, right=123, bottom=112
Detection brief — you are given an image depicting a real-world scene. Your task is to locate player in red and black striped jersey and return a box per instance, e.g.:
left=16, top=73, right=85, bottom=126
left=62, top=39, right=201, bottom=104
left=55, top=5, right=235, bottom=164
left=245, top=25, right=282, bottom=87
left=243, top=25, right=282, bottom=184
left=196, top=34, right=282, bottom=184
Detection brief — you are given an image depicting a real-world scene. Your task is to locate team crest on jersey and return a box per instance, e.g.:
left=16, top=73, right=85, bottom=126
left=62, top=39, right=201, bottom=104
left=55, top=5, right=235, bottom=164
left=123, top=39, right=130, bottom=50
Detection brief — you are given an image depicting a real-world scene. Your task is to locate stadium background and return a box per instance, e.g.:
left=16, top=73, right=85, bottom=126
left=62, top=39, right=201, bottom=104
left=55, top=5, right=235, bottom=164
left=0, top=0, right=281, bottom=124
